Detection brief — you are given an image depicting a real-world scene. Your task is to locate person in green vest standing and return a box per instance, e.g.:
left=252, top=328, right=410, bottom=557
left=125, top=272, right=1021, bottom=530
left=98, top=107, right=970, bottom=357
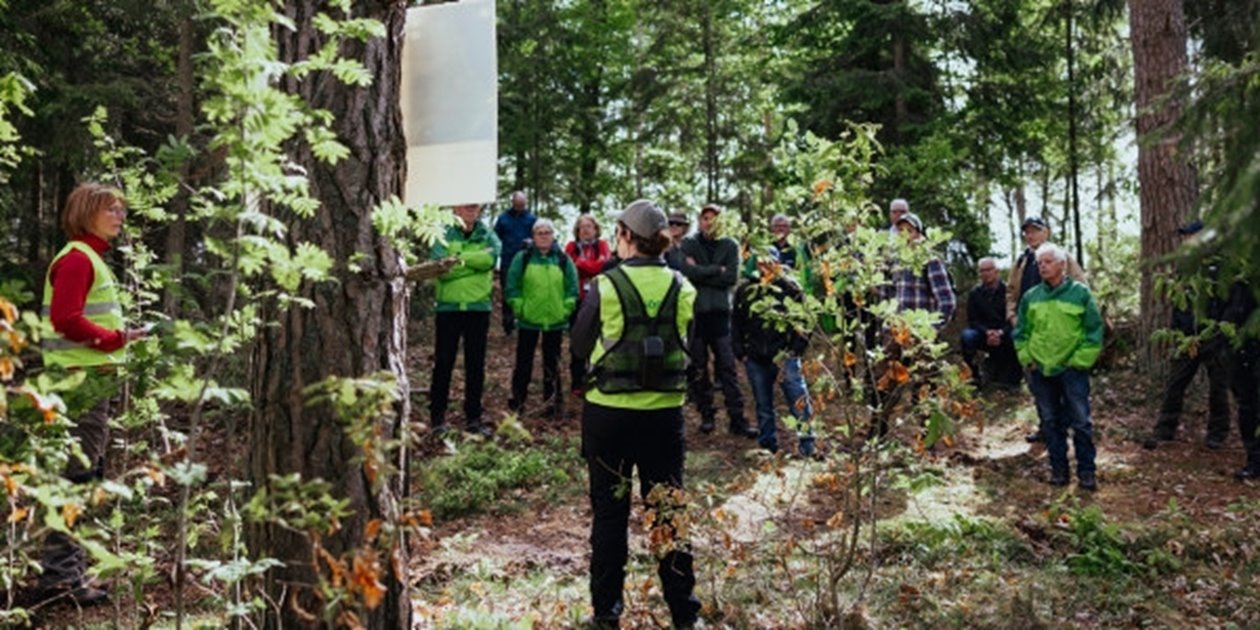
left=506, top=219, right=578, bottom=419
left=36, top=182, right=146, bottom=607
left=429, top=203, right=502, bottom=437
left=570, top=199, right=703, bottom=628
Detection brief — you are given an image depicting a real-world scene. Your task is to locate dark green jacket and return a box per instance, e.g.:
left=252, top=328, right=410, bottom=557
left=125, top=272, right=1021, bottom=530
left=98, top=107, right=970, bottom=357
left=1014, top=277, right=1103, bottom=376
left=505, top=245, right=579, bottom=331
left=431, top=221, right=501, bottom=312
left=680, top=233, right=740, bottom=314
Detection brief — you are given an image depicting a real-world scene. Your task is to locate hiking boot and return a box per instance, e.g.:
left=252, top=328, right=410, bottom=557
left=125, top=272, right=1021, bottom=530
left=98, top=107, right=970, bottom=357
left=1236, top=463, right=1260, bottom=481
left=31, top=582, right=110, bottom=608
left=798, top=437, right=816, bottom=458
left=730, top=423, right=758, bottom=439
left=1077, top=471, right=1098, bottom=491
left=699, top=418, right=716, bottom=434
left=1142, top=429, right=1175, bottom=450
left=465, top=423, right=493, bottom=438
left=1025, top=429, right=1045, bottom=443
left=1205, top=435, right=1226, bottom=450
left=1048, top=469, right=1069, bottom=486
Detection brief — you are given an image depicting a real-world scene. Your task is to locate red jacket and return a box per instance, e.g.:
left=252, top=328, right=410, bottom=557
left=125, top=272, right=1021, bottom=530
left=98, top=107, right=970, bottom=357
left=564, top=239, right=611, bottom=301
left=47, top=235, right=126, bottom=352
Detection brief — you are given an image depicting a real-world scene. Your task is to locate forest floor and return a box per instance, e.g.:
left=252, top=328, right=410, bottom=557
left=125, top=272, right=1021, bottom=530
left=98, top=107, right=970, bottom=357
left=32, top=311, right=1260, bottom=629
left=404, top=315, right=1260, bottom=629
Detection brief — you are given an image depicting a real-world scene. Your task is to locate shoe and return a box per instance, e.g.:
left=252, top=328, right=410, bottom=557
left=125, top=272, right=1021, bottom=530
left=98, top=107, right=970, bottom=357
left=1025, top=430, right=1045, bottom=443
left=465, top=423, right=493, bottom=438
left=431, top=423, right=452, bottom=438
left=1142, top=429, right=1175, bottom=450
left=798, top=438, right=816, bottom=457
left=31, top=582, right=110, bottom=608
left=758, top=440, right=779, bottom=454
left=1048, top=469, right=1069, bottom=486
left=584, top=614, right=620, bottom=629
left=1077, top=471, right=1098, bottom=491
left=507, top=399, right=523, bottom=413
left=1236, top=464, right=1260, bottom=481
left=1205, top=436, right=1226, bottom=450
left=730, top=424, right=758, bottom=439
left=699, top=418, right=716, bottom=434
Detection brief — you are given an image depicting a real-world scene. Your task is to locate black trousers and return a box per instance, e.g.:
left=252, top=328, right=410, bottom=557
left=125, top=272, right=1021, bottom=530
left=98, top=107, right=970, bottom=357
left=1233, top=343, right=1260, bottom=468
left=429, top=311, right=490, bottom=427
left=582, top=402, right=701, bottom=626
left=511, top=328, right=563, bottom=412
left=40, top=375, right=116, bottom=589
left=570, top=308, right=586, bottom=394
left=686, top=328, right=746, bottom=427
left=1156, top=339, right=1231, bottom=440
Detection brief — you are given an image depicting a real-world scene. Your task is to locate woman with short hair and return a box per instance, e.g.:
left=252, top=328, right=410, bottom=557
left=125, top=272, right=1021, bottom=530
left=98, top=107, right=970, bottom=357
left=506, top=219, right=579, bottom=419
left=36, top=182, right=146, bottom=606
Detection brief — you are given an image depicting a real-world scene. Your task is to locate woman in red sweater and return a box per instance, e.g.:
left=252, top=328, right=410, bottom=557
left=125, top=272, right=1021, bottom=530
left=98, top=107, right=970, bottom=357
left=35, top=182, right=143, bottom=607
left=565, top=214, right=611, bottom=397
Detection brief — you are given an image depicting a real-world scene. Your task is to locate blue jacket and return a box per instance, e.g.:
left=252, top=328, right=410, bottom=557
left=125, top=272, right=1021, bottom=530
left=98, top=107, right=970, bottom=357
left=493, top=208, right=537, bottom=269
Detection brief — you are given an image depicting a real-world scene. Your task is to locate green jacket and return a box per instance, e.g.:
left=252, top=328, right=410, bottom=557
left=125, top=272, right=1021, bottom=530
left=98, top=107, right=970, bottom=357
left=1013, top=277, right=1103, bottom=377
left=505, top=246, right=579, bottom=330
left=431, top=221, right=501, bottom=312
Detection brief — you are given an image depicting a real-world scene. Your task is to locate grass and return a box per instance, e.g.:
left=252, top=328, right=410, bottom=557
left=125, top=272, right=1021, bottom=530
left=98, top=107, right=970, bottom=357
left=417, top=434, right=584, bottom=520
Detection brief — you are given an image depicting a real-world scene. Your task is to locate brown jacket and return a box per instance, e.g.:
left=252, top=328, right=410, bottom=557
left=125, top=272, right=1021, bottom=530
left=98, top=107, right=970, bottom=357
left=1005, top=249, right=1087, bottom=323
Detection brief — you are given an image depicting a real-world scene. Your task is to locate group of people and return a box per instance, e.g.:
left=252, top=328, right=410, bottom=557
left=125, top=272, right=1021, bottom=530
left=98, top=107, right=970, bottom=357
left=31, top=181, right=1258, bottom=623
left=426, top=194, right=819, bottom=458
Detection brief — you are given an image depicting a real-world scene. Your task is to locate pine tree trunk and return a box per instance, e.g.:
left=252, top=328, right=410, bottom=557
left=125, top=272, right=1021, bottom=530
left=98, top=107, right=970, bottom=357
left=164, top=4, right=196, bottom=316
left=1127, top=0, right=1197, bottom=368
left=249, top=1, right=411, bottom=627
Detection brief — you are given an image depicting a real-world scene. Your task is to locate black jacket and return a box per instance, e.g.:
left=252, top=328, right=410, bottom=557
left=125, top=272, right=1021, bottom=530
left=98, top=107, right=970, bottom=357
left=731, top=275, right=809, bottom=363
left=967, top=281, right=1009, bottom=333
left=680, top=233, right=740, bottom=314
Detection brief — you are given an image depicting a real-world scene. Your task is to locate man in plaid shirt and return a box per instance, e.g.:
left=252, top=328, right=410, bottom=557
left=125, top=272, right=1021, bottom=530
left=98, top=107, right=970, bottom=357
left=883, top=213, right=956, bottom=329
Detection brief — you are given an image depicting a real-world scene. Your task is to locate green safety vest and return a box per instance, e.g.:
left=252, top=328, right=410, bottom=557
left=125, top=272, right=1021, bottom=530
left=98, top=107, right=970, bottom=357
left=587, top=265, right=694, bottom=410
left=41, top=241, right=126, bottom=369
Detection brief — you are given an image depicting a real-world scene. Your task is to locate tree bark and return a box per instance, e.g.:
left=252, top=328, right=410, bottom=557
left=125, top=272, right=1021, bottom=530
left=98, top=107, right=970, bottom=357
left=249, top=1, right=411, bottom=627
left=1127, top=0, right=1197, bottom=366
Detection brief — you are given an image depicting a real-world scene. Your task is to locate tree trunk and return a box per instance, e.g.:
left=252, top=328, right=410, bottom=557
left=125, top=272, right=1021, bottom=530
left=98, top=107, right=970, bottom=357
left=249, top=1, right=411, bottom=627
left=702, top=0, right=719, bottom=203
left=1127, top=0, right=1197, bottom=366
left=164, top=4, right=197, bottom=316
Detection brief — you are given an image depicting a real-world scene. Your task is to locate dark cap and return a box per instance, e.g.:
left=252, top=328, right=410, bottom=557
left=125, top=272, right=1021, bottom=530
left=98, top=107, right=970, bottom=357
left=896, top=212, right=924, bottom=234
left=700, top=204, right=722, bottom=217
left=617, top=199, right=668, bottom=238
left=1177, top=219, right=1204, bottom=235
left=1021, top=216, right=1048, bottom=231
left=668, top=212, right=691, bottom=226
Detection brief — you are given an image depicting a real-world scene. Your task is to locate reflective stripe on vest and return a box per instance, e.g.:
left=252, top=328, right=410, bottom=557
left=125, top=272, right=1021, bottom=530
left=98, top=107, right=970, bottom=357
left=41, top=241, right=126, bottom=368
left=589, top=266, right=687, bottom=394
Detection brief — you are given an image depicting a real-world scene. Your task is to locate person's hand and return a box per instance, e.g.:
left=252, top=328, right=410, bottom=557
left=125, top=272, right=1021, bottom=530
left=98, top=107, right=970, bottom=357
left=686, top=256, right=697, bottom=266
left=439, top=256, right=460, bottom=272
left=124, top=327, right=149, bottom=342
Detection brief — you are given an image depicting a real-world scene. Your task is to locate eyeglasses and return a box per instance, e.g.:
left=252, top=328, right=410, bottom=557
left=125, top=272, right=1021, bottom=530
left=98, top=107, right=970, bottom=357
left=104, top=203, right=127, bottom=217
left=669, top=221, right=689, bottom=227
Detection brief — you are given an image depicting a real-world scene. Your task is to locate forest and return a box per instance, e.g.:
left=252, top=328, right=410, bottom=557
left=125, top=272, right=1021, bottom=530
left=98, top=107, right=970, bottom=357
left=1, top=0, right=1259, bottom=627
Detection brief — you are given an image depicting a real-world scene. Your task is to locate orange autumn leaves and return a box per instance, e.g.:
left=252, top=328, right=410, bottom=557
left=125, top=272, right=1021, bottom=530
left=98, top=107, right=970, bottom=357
left=0, top=296, right=24, bottom=383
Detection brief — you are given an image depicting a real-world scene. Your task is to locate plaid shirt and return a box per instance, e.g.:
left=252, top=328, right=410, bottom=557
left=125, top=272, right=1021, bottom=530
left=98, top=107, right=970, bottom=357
left=882, top=258, right=957, bottom=329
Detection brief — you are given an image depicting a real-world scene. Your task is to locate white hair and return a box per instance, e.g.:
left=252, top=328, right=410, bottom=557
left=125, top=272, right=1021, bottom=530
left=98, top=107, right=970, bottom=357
left=1035, top=242, right=1067, bottom=263
left=978, top=257, right=998, bottom=269
left=890, top=198, right=909, bottom=212
left=532, top=218, right=556, bottom=234
left=770, top=213, right=791, bottom=226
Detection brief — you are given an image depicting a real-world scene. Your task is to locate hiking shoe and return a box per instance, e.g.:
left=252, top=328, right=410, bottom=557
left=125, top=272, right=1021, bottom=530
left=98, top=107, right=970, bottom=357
left=1025, top=430, right=1045, bottom=443
left=699, top=418, right=716, bottom=434
left=730, top=424, right=758, bottom=439
left=1077, top=471, right=1098, bottom=491
left=1142, top=430, right=1175, bottom=450
left=1048, top=469, right=1069, bottom=486
left=1236, top=464, right=1260, bottom=481
left=465, top=423, right=493, bottom=438
left=1205, top=435, right=1226, bottom=450
left=798, top=437, right=817, bottom=458
left=31, top=582, right=110, bottom=608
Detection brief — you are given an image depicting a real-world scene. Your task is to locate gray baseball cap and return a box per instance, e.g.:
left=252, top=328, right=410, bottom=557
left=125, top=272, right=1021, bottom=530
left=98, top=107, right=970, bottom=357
left=617, top=199, right=668, bottom=238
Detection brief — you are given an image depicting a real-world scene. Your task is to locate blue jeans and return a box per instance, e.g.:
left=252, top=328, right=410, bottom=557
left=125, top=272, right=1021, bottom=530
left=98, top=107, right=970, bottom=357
left=744, top=357, right=814, bottom=451
left=1028, top=368, right=1096, bottom=475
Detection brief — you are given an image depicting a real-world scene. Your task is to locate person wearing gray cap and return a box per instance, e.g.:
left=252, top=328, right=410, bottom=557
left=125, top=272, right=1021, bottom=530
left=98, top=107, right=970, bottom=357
left=680, top=204, right=756, bottom=437
left=569, top=199, right=703, bottom=628
left=1005, top=216, right=1086, bottom=443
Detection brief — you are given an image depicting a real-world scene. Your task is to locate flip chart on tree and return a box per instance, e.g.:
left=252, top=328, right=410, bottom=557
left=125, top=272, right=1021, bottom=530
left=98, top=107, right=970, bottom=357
left=401, top=0, right=498, bottom=207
